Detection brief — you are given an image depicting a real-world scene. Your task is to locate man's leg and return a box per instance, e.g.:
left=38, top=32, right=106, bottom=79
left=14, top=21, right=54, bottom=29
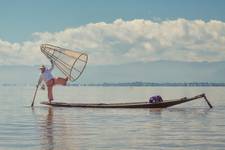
left=54, top=77, right=68, bottom=86
left=46, top=80, right=54, bottom=102
left=47, top=85, right=54, bottom=102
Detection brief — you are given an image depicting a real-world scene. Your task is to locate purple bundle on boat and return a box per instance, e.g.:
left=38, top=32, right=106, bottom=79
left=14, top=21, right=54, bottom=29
left=149, top=95, right=163, bottom=103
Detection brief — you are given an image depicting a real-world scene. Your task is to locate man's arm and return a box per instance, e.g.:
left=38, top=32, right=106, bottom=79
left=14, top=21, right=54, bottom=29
left=37, top=75, right=43, bottom=87
left=49, top=60, right=54, bottom=71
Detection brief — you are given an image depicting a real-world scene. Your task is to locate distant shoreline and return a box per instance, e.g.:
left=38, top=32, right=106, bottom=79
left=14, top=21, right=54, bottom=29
left=72, top=82, right=225, bottom=87
left=1, top=82, right=225, bottom=87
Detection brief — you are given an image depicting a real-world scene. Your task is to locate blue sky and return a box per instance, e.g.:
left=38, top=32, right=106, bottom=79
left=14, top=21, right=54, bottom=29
left=0, top=0, right=225, bottom=42
left=0, top=0, right=224, bottom=66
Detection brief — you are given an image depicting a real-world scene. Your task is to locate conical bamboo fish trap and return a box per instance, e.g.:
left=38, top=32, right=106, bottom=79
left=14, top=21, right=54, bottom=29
left=40, top=44, right=88, bottom=82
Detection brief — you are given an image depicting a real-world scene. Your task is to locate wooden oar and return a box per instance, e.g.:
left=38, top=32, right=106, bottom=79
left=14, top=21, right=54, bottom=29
left=203, top=94, right=213, bottom=108
left=31, top=84, right=39, bottom=107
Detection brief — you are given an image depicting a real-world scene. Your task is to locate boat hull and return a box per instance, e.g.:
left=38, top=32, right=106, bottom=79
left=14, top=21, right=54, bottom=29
left=41, top=93, right=210, bottom=108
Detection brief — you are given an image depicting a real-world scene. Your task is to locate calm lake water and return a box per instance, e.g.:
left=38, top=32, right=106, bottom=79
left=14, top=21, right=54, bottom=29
left=0, top=86, right=225, bottom=150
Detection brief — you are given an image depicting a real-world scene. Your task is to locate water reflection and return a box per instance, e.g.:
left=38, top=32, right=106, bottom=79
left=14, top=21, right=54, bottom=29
left=36, top=107, right=74, bottom=150
left=149, top=108, right=163, bottom=114
left=29, top=103, right=215, bottom=150
left=41, top=107, right=54, bottom=150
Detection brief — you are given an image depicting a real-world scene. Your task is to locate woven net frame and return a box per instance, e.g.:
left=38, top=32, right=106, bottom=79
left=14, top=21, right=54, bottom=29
left=40, top=44, right=88, bottom=82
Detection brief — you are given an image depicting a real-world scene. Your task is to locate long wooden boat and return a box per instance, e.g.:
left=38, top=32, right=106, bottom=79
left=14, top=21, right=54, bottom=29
left=40, top=93, right=212, bottom=108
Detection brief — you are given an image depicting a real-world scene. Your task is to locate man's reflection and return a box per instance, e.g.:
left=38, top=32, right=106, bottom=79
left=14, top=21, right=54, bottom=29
left=32, top=106, right=81, bottom=150
left=45, top=107, right=54, bottom=150
left=38, top=107, right=54, bottom=150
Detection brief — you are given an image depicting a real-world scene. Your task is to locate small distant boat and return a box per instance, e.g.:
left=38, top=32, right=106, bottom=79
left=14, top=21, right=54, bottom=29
left=40, top=93, right=212, bottom=108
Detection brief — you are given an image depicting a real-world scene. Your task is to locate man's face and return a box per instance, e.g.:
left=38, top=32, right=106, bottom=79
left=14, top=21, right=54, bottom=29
left=40, top=68, right=45, bottom=73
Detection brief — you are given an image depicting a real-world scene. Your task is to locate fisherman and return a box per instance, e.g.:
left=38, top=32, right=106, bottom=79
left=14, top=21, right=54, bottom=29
left=38, top=60, right=68, bottom=103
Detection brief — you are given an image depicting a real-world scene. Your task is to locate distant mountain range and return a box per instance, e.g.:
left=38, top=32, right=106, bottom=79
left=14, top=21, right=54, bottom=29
left=0, top=61, right=225, bottom=85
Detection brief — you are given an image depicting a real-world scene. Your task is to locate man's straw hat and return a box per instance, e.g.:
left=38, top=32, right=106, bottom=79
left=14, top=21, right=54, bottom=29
left=39, top=65, right=46, bottom=69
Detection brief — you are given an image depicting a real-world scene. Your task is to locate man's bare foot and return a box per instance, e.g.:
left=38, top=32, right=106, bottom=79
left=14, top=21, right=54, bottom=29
left=64, top=77, right=69, bottom=85
left=49, top=99, right=53, bottom=103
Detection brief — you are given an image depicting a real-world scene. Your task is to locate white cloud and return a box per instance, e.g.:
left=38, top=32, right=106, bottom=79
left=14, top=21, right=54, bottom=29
left=0, top=18, right=225, bottom=65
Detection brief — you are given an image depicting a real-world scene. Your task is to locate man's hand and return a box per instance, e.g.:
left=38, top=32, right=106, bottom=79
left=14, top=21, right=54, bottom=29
left=49, top=59, right=54, bottom=71
left=41, top=84, right=45, bottom=90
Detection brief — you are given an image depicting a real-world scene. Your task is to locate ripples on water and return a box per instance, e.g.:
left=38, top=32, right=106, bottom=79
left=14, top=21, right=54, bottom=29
left=0, top=86, right=225, bottom=150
